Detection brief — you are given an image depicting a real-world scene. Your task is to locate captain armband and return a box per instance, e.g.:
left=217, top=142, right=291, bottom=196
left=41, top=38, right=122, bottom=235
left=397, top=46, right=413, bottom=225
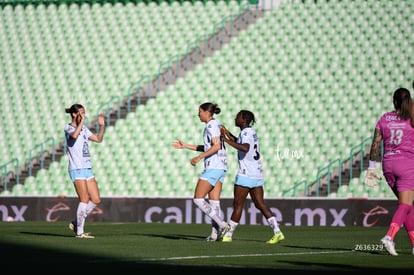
left=196, top=145, right=204, bottom=152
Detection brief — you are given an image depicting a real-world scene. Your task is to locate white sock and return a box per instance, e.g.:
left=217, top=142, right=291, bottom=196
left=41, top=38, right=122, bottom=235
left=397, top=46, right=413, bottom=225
left=76, top=202, right=88, bottom=235
left=193, top=198, right=224, bottom=226
left=86, top=201, right=97, bottom=215
left=209, top=200, right=221, bottom=235
left=267, top=216, right=281, bottom=233
left=226, top=220, right=239, bottom=238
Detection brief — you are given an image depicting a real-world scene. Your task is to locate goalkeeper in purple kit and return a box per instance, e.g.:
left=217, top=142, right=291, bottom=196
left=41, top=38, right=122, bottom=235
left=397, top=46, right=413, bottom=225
left=365, top=87, right=414, bottom=255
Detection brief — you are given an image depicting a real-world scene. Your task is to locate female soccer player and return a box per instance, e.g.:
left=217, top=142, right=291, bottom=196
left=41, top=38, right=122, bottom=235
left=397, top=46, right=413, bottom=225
left=172, top=102, right=230, bottom=241
left=220, top=110, right=284, bottom=244
left=365, top=87, right=414, bottom=255
left=64, top=103, right=105, bottom=238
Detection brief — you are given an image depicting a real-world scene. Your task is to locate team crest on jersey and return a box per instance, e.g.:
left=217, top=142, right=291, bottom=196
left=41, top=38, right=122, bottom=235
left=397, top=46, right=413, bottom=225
left=82, top=142, right=90, bottom=157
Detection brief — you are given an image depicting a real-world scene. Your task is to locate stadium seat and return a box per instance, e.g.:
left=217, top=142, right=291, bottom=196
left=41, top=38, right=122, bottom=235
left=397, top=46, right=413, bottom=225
left=1, top=0, right=413, bottom=198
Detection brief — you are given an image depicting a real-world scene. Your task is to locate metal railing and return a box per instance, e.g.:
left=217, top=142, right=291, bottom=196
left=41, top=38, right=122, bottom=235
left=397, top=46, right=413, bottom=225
left=0, top=0, right=260, bottom=194
left=283, top=136, right=378, bottom=197
left=28, top=136, right=55, bottom=177
left=314, top=158, right=343, bottom=197
left=0, top=158, right=19, bottom=192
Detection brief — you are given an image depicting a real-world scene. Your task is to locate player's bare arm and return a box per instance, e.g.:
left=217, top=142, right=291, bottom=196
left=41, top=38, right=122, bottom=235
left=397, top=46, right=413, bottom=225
left=172, top=140, right=197, bottom=151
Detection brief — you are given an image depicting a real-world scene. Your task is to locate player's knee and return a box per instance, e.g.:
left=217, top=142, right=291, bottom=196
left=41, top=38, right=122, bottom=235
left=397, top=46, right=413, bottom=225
left=92, top=198, right=101, bottom=205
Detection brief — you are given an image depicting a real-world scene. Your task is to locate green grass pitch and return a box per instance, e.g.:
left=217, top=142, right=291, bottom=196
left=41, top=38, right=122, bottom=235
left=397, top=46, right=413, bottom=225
left=1, top=222, right=413, bottom=272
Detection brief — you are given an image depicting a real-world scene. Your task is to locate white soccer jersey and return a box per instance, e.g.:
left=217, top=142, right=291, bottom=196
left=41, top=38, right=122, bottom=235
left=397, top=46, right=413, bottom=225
left=203, top=118, right=227, bottom=170
left=237, top=126, right=263, bottom=180
left=64, top=124, right=93, bottom=171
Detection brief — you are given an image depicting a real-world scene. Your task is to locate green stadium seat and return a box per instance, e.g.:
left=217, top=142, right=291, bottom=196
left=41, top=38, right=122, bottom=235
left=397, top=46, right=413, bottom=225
left=1, top=0, right=413, bottom=198
left=11, top=184, right=24, bottom=196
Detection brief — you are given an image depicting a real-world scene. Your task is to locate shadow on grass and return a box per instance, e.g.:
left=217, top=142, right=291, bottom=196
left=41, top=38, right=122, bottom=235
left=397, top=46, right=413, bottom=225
left=2, top=240, right=408, bottom=274
left=135, top=233, right=278, bottom=243
left=0, top=240, right=296, bottom=273
left=276, top=260, right=411, bottom=272
left=20, top=231, right=75, bottom=238
left=135, top=233, right=206, bottom=241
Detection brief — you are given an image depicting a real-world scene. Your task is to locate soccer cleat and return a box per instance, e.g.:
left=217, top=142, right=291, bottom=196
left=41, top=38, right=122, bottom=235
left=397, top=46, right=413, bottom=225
left=206, top=235, right=217, bottom=242
left=381, top=236, right=398, bottom=256
left=217, top=223, right=231, bottom=240
left=76, top=232, right=95, bottom=239
left=266, top=231, right=285, bottom=244
left=221, top=236, right=232, bottom=242
left=69, top=220, right=77, bottom=235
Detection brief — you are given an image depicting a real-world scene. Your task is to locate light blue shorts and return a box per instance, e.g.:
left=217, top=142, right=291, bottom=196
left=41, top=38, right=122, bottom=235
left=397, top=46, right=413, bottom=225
left=200, top=169, right=226, bottom=186
left=69, top=168, right=94, bottom=182
left=235, top=174, right=264, bottom=188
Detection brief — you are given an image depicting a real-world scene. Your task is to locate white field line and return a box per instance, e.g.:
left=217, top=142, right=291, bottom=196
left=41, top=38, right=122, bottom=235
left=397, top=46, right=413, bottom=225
left=147, top=250, right=354, bottom=261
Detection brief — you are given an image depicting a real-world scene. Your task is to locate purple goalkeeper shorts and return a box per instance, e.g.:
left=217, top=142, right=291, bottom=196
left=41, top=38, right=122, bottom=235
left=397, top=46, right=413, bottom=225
left=382, top=159, right=414, bottom=193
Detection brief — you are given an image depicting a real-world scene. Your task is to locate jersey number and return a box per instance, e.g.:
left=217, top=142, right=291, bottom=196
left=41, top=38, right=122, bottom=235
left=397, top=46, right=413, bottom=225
left=253, top=143, right=260, bottom=160
left=389, top=129, right=403, bottom=145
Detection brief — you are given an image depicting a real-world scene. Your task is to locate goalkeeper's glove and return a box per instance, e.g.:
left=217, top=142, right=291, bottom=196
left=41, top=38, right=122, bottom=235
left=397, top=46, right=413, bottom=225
left=364, top=161, right=382, bottom=187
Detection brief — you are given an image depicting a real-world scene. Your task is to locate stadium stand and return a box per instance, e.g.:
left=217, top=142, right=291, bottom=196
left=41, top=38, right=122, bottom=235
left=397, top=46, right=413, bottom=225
left=0, top=0, right=413, bottom=199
